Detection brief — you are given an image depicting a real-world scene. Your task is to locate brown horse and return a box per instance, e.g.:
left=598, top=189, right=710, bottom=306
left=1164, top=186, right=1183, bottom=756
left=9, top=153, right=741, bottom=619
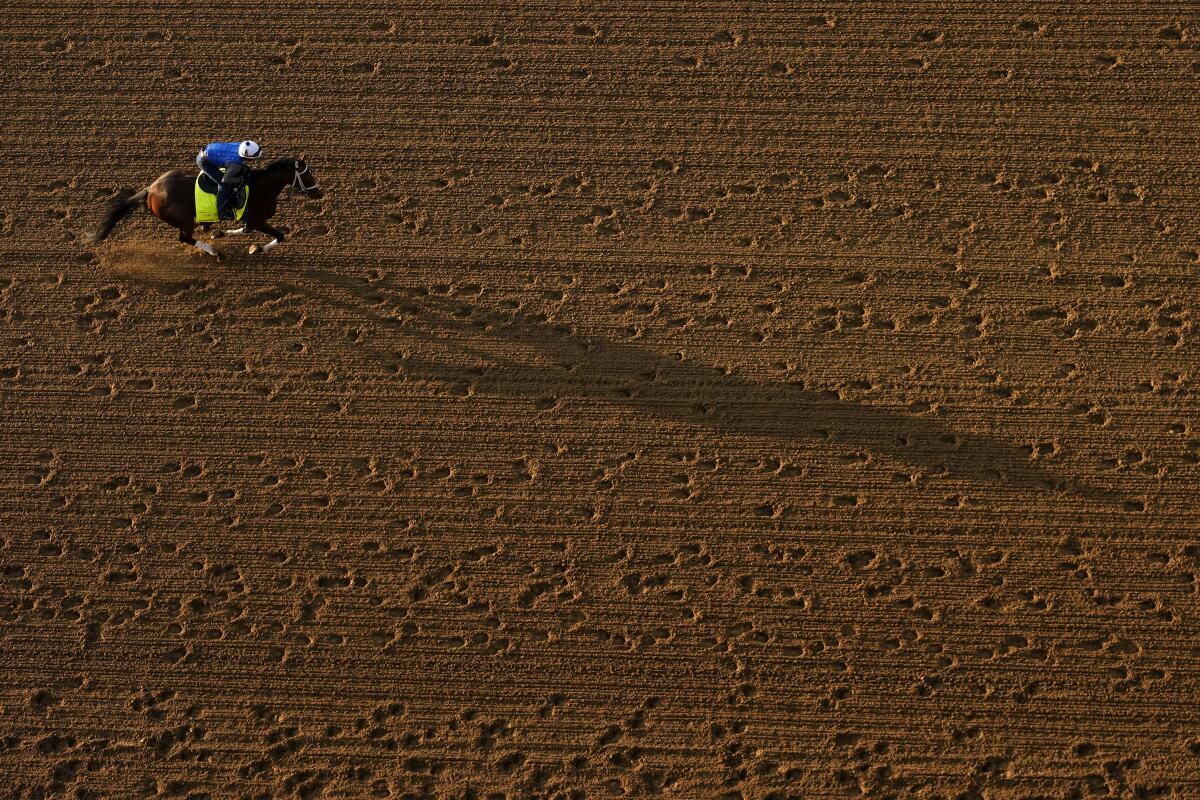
left=87, top=158, right=323, bottom=258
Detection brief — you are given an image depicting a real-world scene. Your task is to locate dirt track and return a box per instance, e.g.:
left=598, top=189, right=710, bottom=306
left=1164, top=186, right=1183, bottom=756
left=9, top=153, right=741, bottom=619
left=3, top=2, right=1199, bottom=797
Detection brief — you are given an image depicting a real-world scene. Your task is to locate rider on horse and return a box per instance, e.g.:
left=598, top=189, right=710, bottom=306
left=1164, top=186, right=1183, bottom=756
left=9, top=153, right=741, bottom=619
left=88, top=148, right=322, bottom=258
left=196, top=140, right=262, bottom=219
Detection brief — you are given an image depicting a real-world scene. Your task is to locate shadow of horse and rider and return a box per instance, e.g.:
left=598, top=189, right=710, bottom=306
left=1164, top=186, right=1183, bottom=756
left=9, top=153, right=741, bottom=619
left=266, top=262, right=1129, bottom=510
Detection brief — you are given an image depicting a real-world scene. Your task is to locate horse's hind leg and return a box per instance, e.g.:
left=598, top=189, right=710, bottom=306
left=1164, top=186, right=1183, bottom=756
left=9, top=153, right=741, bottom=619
left=178, top=222, right=218, bottom=258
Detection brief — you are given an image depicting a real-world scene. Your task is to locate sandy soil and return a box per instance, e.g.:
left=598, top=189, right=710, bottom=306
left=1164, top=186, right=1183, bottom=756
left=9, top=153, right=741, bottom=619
left=2, top=2, right=1199, bottom=797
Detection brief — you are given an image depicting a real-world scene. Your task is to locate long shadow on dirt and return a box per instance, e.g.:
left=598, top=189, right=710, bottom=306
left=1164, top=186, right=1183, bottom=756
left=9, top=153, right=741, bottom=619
left=277, top=265, right=1126, bottom=507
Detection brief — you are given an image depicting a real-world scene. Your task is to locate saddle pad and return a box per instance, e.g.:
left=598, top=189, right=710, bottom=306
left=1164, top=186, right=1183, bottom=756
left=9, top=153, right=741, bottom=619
left=194, top=177, right=248, bottom=223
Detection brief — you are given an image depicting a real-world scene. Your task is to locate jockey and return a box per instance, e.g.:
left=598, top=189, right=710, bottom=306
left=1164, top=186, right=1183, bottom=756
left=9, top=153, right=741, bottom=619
left=196, top=140, right=262, bottom=219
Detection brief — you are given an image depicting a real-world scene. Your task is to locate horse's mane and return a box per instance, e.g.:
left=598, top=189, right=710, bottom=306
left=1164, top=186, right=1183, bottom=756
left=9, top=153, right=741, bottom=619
left=261, top=157, right=300, bottom=173
left=246, top=158, right=300, bottom=187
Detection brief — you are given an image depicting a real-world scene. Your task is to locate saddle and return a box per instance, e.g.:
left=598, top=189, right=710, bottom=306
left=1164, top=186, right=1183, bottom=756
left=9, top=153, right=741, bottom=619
left=196, top=172, right=220, bottom=194
left=195, top=170, right=248, bottom=223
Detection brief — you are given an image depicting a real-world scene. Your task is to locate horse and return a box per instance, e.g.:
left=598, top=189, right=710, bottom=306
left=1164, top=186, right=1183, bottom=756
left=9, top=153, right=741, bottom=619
left=87, top=157, right=324, bottom=258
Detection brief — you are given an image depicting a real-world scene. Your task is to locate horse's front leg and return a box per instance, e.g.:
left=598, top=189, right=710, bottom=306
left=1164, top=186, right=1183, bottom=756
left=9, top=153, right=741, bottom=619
left=248, top=222, right=286, bottom=255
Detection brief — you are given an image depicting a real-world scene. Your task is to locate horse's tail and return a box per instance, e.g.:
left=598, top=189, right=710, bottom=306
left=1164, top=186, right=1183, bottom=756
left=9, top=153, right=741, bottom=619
left=86, top=188, right=148, bottom=244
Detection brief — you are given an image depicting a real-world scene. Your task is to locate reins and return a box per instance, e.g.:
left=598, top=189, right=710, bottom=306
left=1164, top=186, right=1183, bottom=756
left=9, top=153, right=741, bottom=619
left=291, top=162, right=317, bottom=196
left=249, top=159, right=318, bottom=197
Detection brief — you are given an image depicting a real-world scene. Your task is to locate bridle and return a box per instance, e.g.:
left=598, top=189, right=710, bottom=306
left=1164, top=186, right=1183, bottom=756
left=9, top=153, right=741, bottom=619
left=291, top=161, right=318, bottom=196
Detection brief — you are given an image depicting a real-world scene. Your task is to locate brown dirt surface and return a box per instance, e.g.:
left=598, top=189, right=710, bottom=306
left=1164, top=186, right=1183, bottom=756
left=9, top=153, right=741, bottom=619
left=3, top=2, right=1199, bottom=797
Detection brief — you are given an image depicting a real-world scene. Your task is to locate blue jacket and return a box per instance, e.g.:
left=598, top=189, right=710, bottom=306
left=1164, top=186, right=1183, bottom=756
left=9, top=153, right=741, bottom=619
left=201, top=141, right=246, bottom=168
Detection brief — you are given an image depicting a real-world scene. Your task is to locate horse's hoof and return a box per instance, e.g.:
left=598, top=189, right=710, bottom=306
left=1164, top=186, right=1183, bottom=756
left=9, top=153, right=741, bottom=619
left=248, top=244, right=261, bottom=255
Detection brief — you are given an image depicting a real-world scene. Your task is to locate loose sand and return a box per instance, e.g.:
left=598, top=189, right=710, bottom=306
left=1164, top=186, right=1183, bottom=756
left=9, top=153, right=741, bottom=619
left=2, top=3, right=1198, bottom=797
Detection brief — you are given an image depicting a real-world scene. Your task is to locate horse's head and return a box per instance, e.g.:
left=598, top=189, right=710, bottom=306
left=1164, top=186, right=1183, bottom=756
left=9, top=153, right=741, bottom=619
left=291, top=158, right=323, bottom=200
